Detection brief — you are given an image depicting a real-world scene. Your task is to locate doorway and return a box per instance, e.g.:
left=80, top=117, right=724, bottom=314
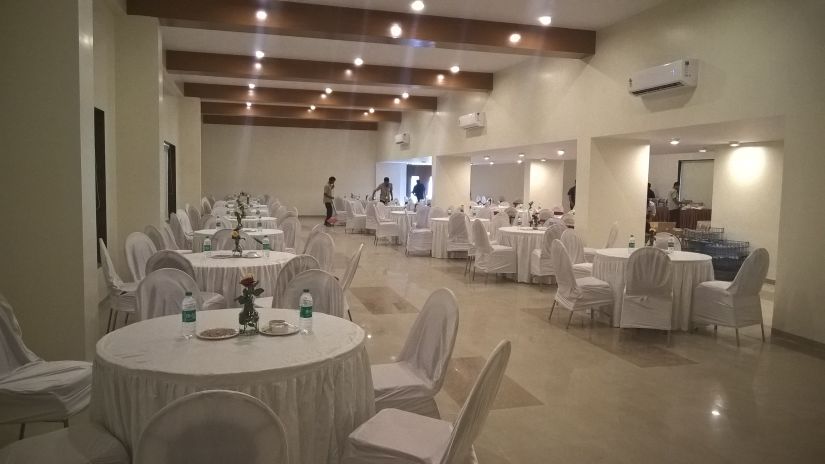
left=164, top=142, right=176, bottom=216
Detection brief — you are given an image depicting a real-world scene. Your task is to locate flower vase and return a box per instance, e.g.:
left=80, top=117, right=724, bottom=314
left=232, top=239, right=243, bottom=257
left=238, top=302, right=259, bottom=335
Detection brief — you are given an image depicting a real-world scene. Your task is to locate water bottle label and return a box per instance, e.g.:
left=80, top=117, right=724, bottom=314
left=203, top=244, right=211, bottom=252
left=182, top=309, right=196, bottom=323
left=300, top=305, right=312, bottom=318
left=263, top=243, right=271, bottom=250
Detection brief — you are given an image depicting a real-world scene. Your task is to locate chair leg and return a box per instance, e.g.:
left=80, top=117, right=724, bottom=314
left=566, top=311, right=574, bottom=330
left=735, top=328, right=740, bottom=347
left=760, top=323, right=766, bottom=342
left=106, top=308, right=114, bottom=333
left=714, top=325, right=717, bottom=334
left=124, top=313, right=130, bottom=326
left=485, top=271, right=489, bottom=285
left=548, top=300, right=556, bottom=321
left=667, top=330, right=672, bottom=345
left=63, top=419, right=69, bottom=428
left=18, top=423, right=25, bottom=440
left=347, top=310, right=353, bottom=322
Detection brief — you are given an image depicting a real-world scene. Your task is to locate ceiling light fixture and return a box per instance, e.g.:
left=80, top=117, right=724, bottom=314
left=729, top=141, right=740, bottom=147
left=699, top=147, right=707, bottom=153
left=489, top=161, right=495, bottom=165
left=255, top=10, right=267, bottom=21
left=353, top=57, right=364, bottom=66
left=245, top=102, right=252, bottom=109
left=390, top=23, right=403, bottom=38
left=345, top=69, right=352, bottom=76
left=254, top=62, right=262, bottom=70
left=436, top=74, right=445, bottom=82
left=540, top=158, right=547, bottom=162
left=670, top=138, right=680, bottom=145
left=410, top=1, right=425, bottom=12
left=325, top=87, right=333, bottom=94
left=538, top=16, right=552, bottom=26
left=518, top=153, right=525, bottom=158
left=369, top=107, right=375, bottom=113
left=509, top=33, right=522, bottom=44
left=320, top=93, right=327, bottom=99
left=401, top=92, right=410, bottom=99
left=483, top=156, right=490, bottom=160
left=248, top=83, right=256, bottom=89
left=255, top=50, right=264, bottom=59
left=557, top=149, right=565, bottom=156
left=517, top=159, right=523, bottom=164
left=310, top=105, right=316, bottom=110
left=394, top=97, right=401, bottom=104
left=450, top=65, right=460, bottom=74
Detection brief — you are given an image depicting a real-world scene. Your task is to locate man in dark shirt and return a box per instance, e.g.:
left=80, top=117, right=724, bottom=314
left=647, top=183, right=656, bottom=199
left=412, top=179, right=426, bottom=202
left=567, top=181, right=576, bottom=210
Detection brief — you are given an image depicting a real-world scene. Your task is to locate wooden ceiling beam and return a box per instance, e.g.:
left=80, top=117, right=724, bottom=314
left=202, top=115, right=378, bottom=130
left=167, top=50, right=493, bottom=91
left=128, top=0, right=595, bottom=57
left=184, top=83, right=437, bottom=111
left=201, top=101, right=402, bottom=122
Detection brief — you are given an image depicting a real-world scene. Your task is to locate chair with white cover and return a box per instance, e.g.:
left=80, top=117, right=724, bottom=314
left=406, top=205, right=432, bottom=256
left=256, top=255, right=320, bottom=309
left=446, top=212, right=472, bottom=256
left=620, top=247, right=674, bottom=341
left=561, top=212, right=575, bottom=227
left=365, top=203, right=379, bottom=234
left=213, top=200, right=226, bottom=208
left=281, top=270, right=345, bottom=318
left=654, top=232, right=681, bottom=251
left=0, top=422, right=128, bottom=464
left=305, top=231, right=335, bottom=272
left=341, top=244, right=364, bottom=320
left=343, top=340, right=511, bottom=464
left=538, top=208, right=553, bottom=221
left=287, top=206, right=298, bottom=217
left=145, top=250, right=197, bottom=280
left=134, top=390, right=288, bottom=464
left=489, top=212, right=510, bottom=243
left=201, top=215, right=216, bottom=229
left=345, top=200, right=367, bottom=233
left=160, top=222, right=180, bottom=250
left=334, top=197, right=349, bottom=225
left=471, top=219, right=517, bottom=282
left=429, top=206, right=446, bottom=219
left=561, top=229, right=593, bottom=278
left=372, top=288, right=459, bottom=418
left=99, top=239, right=137, bottom=332
left=367, top=204, right=400, bottom=245
left=201, top=197, right=212, bottom=215
left=280, top=216, right=300, bottom=253
left=274, top=206, right=289, bottom=226
left=476, top=206, right=493, bottom=220
left=584, top=221, right=619, bottom=262
left=529, top=223, right=567, bottom=283
left=0, top=293, right=92, bottom=440
left=211, top=206, right=229, bottom=218
left=144, top=225, right=166, bottom=251
left=169, top=213, right=192, bottom=250
left=549, top=240, right=614, bottom=329
left=692, top=248, right=770, bottom=346
left=176, top=209, right=195, bottom=242
left=125, top=232, right=157, bottom=281
left=136, top=268, right=226, bottom=321
left=186, top=204, right=201, bottom=235
left=303, top=224, right=324, bottom=254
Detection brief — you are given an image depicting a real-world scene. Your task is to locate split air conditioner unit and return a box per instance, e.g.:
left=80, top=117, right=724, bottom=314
left=458, top=112, right=486, bottom=129
left=628, top=59, right=698, bottom=96
left=394, top=133, right=410, bottom=145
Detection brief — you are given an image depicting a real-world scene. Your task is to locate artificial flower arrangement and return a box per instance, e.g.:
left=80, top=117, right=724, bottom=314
left=237, top=274, right=263, bottom=334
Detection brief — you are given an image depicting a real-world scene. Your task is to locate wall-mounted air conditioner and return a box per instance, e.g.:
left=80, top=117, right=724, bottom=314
left=394, top=133, right=410, bottom=145
left=628, top=59, right=698, bottom=96
left=458, top=112, right=486, bottom=129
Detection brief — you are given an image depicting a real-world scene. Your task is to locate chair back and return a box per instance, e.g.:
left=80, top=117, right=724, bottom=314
left=560, top=229, right=585, bottom=264
left=169, top=213, right=187, bottom=250
left=429, top=206, right=446, bottom=218
left=212, top=206, right=229, bottom=217
left=399, top=288, right=459, bottom=394
left=552, top=206, right=564, bottom=214
left=144, top=225, right=165, bottom=251
left=126, top=232, right=158, bottom=281
left=341, top=244, right=364, bottom=292
left=280, top=217, right=300, bottom=250
left=472, top=220, right=494, bottom=254
left=99, top=238, right=125, bottom=289
left=538, top=208, right=553, bottom=221
left=550, top=240, right=579, bottom=299
left=654, top=232, right=681, bottom=251
left=272, top=255, right=320, bottom=307
left=177, top=209, right=194, bottom=235
left=160, top=222, right=179, bottom=250
left=136, top=268, right=206, bottom=321
left=442, top=340, right=511, bottom=464
left=303, top=224, right=324, bottom=254
left=366, top=203, right=378, bottom=221
left=201, top=197, right=212, bottom=215
left=287, top=206, right=298, bottom=216
left=0, top=292, right=41, bottom=375
left=605, top=222, right=619, bottom=248
left=728, top=248, right=769, bottom=296
left=349, top=200, right=365, bottom=215
left=542, top=224, right=567, bottom=256
left=145, top=250, right=196, bottom=280
left=625, top=247, right=672, bottom=296
left=134, top=390, right=288, bottom=464
left=305, top=232, right=335, bottom=272
left=447, top=213, right=469, bottom=241
left=414, top=205, right=430, bottom=229
left=213, top=200, right=226, bottom=208
left=476, top=206, right=493, bottom=220
left=282, top=270, right=345, bottom=318
left=561, top=212, right=575, bottom=226
left=275, top=206, right=289, bottom=225
left=201, top=215, right=217, bottom=229
left=186, top=205, right=201, bottom=234
left=490, top=213, right=510, bottom=242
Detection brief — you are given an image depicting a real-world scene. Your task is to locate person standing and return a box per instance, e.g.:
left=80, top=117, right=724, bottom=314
left=411, top=179, right=426, bottom=203
left=567, top=180, right=576, bottom=210
left=647, top=183, right=656, bottom=199
left=667, top=181, right=683, bottom=227
left=323, top=176, right=336, bottom=227
left=372, top=177, right=393, bottom=204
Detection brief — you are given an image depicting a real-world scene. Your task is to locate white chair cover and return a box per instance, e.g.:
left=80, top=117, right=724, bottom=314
left=176, top=209, right=194, bottom=236
left=692, top=248, right=769, bottom=329
left=136, top=269, right=226, bottom=321
left=211, top=206, right=229, bottom=217
left=446, top=213, right=471, bottom=252
left=280, top=217, right=300, bottom=252
left=160, top=223, right=179, bottom=250
left=274, top=206, right=289, bottom=226
left=98, top=239, right=137, bottom=325
left=538, top=208, right=553, bottom=221
left=257, top=255, right=320, bottom=309
left=345, top=200, right=367, bottom=233
left=125, top=232, right=157, bottom=281
left=529, top=224, right=567, bottom=278
left=305, top=231, right=335, bottom=272
left=620, top=247, right=674, bottom=331
left=134, top=390, right=288, bottom=464
left=413, top=205, right=430, bottom=230
left=201, top=197, right=212, bottom=215
left=333, top=197, right=349, bottom=224
left=201, top=215, right=217, bottom=229
left=186, top=205, right=201, bottom=235
left=168, top=213, right=190, bottom=250
left=365, top=204, right=379, bottom=231
left=407, top=206, right=433, bottom=255
left=303, top=224, right=324, bottom=254
left=0, top=422, right=129, bottom=464
left=213, top=200, right=226, bottom=208
left=429, top=207, right=446, bottom=219
left=472, top=220, right=517, bottom=275
left=341, top=244, right=364, bottom=293
left=143, top=225, right=165, bottom=251
left=561, top=212, right=575, bottom=226
left=654, top=232, right=682, bottom=251
left=0, top=293, right=92, bottom=425
left=550, top=240, right=613, bottom=319
left=561, top=229, right=593, bottom=278
left=145, top=250, right=196, bottom=280
left=281, top=270, right=345, bottom=318
left=605, top=222, right=619, bottom=248
left=489, top=212, right=510, bottom=243
left=476, top=206, right=493, bottom=220
left=344, top=340, right=511, bottom=464
left=372, top=288, right=459, bottom=418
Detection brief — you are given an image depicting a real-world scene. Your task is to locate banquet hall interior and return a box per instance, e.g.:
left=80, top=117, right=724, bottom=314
left=2, top=0, right=825, bottom=463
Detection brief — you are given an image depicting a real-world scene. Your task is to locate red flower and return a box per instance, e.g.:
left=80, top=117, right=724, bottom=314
left=240, top=276, right=256, bottom=287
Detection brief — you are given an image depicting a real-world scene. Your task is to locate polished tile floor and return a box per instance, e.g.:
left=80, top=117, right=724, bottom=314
left=3, top=219, right=825, bottom=463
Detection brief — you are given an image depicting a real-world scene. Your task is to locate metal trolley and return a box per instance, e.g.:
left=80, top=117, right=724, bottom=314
left=681, top=228, right=749, bottom=281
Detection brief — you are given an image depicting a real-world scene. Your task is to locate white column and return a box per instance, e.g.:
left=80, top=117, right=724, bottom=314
left=433, top=155, right=471, bottom=209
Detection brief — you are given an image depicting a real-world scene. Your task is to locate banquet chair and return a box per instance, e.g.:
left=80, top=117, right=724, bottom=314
left=256, top=255, right=320, bottom=309
left=99, top=238, right=137, bottom=332
left=201, top=197, right=212, bottom=215
left=538, top=208, right=553, bottom=221
left=303, top=224, right=324, bottom=254
left=125, top=231, right=157, bottom=281
left=0, top=422, right=128, bottom=464
left=345, top=200, right=367, bottom=233
left=145, top=250, right=196, bottom=280
left=406, top=205, right=432, bottom=256
left=692, top=248, right=770, bottom=346
left=529, top=223, right=567, bottom=283
left=341, top=244, right=364, bottom=321
left=561, top=212, right=575, bottom=227
left=134, top=390, right=288, bottom=464
left=654, top=232, right=682, bottom=251
left=476, top=206, right=493, bottom=220
left=160, top=222, right=180, bottom=250
left=287, top=206, right=299, bottom=217
left=367, top=204, right=400, bottom=245
left=344, top=340, right=511, bottom=464
left=471, top=219, right=517, bottom=283
left=489, top=211, right=511, bottom=243
left=213, top=200, right=226, bottom=208
left=365, top=203, right=379, bottom=234
left=280, top=216, right=301, bottom=253
left=282, top=270, right=345, bottom=318
left=561, top=229, right=593, bottom=278
left=211, top=206, right=229, bottom=218
left=274, top=206, right=289, bottom=226
left=372, top=288, right=459, bottom=418
left=144, top=225, right=166, bottom=251
left=429, top=206, right=446, bottom=219
left=549, top=240, right=614, bottom=329
left=0, top=293, right=92, bottom=440
left=136, top=268, right=226, bottom=321
left=620, top=247, right=674, bottom=342
left=305, top=231, right=336, bottom=272
left=211, top=229, right=253, bottom=251
left=169, top=213, right=192, bottom=250
left=334, top=197, right=349, bottom=225
left=186, top=204, right=201, bottom=236
left=201, top=215, right=217, bottom=229
left=446, top=212, right=472, bottom=257
left=584, top=221, right=619, bottom=262
left=176, top=208, right=195, bottom=239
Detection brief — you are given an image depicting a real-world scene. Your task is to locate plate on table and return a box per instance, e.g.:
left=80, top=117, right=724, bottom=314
left=243, top=251, right=261, bottom=259
left=210, top=253, right=235, bottom=259
left=196, top=328, right=239, bottom=340
left=259, top=322, right=300, bottom=337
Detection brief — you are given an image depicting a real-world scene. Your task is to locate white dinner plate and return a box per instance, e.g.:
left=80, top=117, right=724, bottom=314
left=196, top=328, right=239, bottom=340
left=259, top=323, right=300, bottom=336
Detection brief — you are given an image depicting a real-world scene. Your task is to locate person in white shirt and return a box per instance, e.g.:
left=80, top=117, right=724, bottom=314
left=372, top=177, right=393, bottom=204
left=668, top=181, right=683, bottom=227
left=323, top=176, right=336, bottom=226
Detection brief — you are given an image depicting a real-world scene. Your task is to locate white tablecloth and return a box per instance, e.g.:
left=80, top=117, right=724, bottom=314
left=429, top=217, right=490, bottom=259
left=184, top=251, right=294, bottom=301
left=192, top=228, right=285, bottom=253
left=497, top=226, right=546, bottom=283
left=592, top=248, right=715, bottom=330
left=227, top=206, right=270, bottom=216
left=218, top=216, right=277, bottom=230
left=389, top=211, right=416, bottom=244
left=90, top=308, right=374, bottom=463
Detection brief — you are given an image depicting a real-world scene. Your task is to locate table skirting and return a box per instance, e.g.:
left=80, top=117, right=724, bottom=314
left=429, top=217, right=490, bottom=259
left=496, top=227, right=546, bottom=283
left=184, top=251, right=294, bottom=301
left=389, top=211, right=416, bottom=244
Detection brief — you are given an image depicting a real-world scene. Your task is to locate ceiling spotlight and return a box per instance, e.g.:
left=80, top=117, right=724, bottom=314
left=517, top=159, right=523, bottom=164
left=390, top=23, right=403, bottom=38
left=410, top=1, right=425, bottom=12
left=557, top=149, right=565, bottom=156
left=369, top=107, right=375, bottom=113
left=325, top=87, right=333, bottom=94
left=538, top=16, right=552, bottom=26
left=450, top=65, right=460, bottom=74
left=401, top=92, right=410, bottom=99
left=670, top=138, right=680, bottom=145
left=248, top=83, right=256, bottom=89
left=540, top=158, right=547, bottom=162
left=254, top=62, right=262, bottom=70
left=364, top=111, right=369, bottom=116
left=483, top=155, right=490, bottom=160
left=320, top=93, right=327, bottom=99
left=353, top=57, right=364, bottom=66
left=699, top=147, right=707, bottom=153
left=489, top=161, right=495, bottom=165
left=729, top=141, right=740, bottom=147
left=245, top=102, right=252, bottom=109
left=345, top=69, right=352, bottom=76
left=310, top=105, right=316, bottom=110
left=255, top=10, right=268, bottom=21
left=254, top=50, right=264, bottom=59
left=436, top=74, right=445, bottom=82
left=394, top=98, right=401, bottom=104
left=518, top=153, right=525, bottom=158
left=509, top=33, right=522, bottom=44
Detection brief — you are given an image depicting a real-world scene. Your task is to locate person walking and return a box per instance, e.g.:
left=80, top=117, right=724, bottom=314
left=323, top=176, right=336, bottom=226
left=667, top=181, right=683, bottom=227
left=567, top=180, right=576, bottom=210
left=372, top=177, right=393, bottom=204
left=411, top=179, right=426, bottom=203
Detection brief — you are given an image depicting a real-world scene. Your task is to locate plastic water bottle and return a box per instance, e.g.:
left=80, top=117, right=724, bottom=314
left=202, top=236, right=212, bottom=257
left=628, top=234, right=636, bottom=250
left=667, top=236, right=676, bottom=253
left=262, top=235, right=271, bottom=257
left=257, top=218, right=263, bottom=232
left=299, top=290, right=313, bottom=335
left=181, top=292, right=197, bottom=339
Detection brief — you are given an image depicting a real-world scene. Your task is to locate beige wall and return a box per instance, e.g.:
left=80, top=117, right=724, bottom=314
left=432, top=156, right=471, bottom=209
left=470, top=164, right=525, bottom=203
left=176, top=97, right=203, bottom=211
left=201, top=124, right=377, bottom=215
left=526, top=161, right=565, bottom=211
left=648, top=152, right=714, bottom=202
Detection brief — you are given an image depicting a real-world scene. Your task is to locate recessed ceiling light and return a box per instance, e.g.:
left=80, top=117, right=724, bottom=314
left=670, top=138, right=680, bottom=145
left=310, top=105, right=316, bottom=110
left=255, top=10, right=267, bottom=21
left=711, top=410, right=721, bottom=416
left=517, top=159, right=523, bottom=164
left=729, top=141, right=740, bottom=147
left=410, top=1, right=425, bottom=12
left=325, top=87, right=333, bottom=94
left=489, top=161, right=495, bottom=165
left=364, top=111, right=369, bottom=116
left=557, top=149, right=565, bottom=156
left=345, top=69, right=352, bottom=76
left=254, top=62, right=262, bottom=70
left=390, top=23, right=403, bottom=38
left=450, top=65, right=460, bottom=74
left=394, top=98, right=401, bottom=104
left=245, top=102, right=252, bottom=109
left=401, top=92, right=410, bottom=99
left=248, top=83, right=256, bottom=89
left=538, top=16, right=552, bottom=26
left=320, top=93, right=327, bottom=99
left=254, top=50, right=264, bottom=59
left=483, top=155, right=490, bottom=160
left=540, top=158, right=547, bottom=162
left=518, top=153, right=525, bottom=158
left=509, top=33, right=522, bottom=44
left=369, top=107, right=375, bottom=113
left=353, top=57, right=364, bottom=66
left=699, top=148, right=707, bottom=153
left=436, top=74, right=445, bottom=82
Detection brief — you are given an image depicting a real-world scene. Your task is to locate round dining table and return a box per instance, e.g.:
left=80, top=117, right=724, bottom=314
left=184, top=251, right=294, bottom=301
left=90, top=308, right=375, bottom=463
left=389, top=210, right=416, bottom=244
left=592, top=248, right=715, bottom=330
left=429, top=216, right=490, bottom=259
left=192, top=228, right=285, bottom=253
left=496, top=226, right=546, bottom=283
